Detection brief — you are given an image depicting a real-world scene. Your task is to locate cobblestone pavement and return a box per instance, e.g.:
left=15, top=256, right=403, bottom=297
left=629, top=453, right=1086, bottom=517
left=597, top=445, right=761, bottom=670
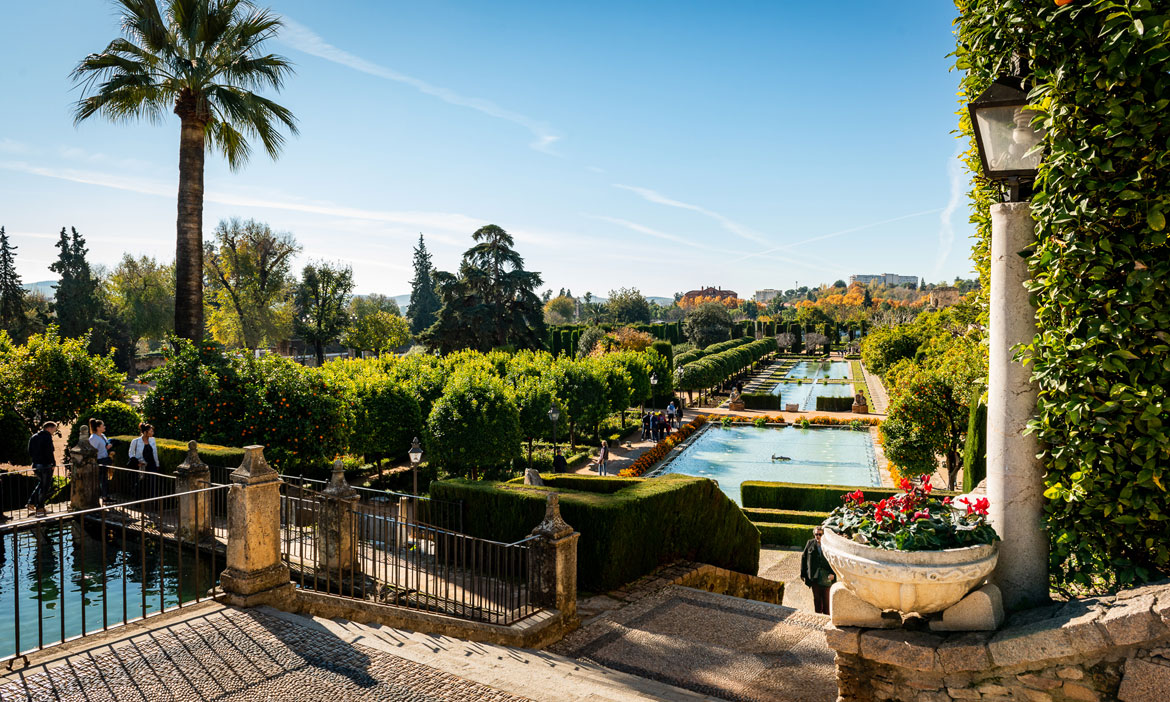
left=0, top=605, right=530, bottom=702
left=552, top=585, right=836, bottom=702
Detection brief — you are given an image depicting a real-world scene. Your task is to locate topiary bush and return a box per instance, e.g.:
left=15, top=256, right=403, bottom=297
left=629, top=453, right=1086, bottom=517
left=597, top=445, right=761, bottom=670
left=69, top=399, right=142, bottom=447
left=425, top=370, right=520, bottom=479
left=0, top=407, right=30, bottom=465
left=431, top=473, right=759, bottom=592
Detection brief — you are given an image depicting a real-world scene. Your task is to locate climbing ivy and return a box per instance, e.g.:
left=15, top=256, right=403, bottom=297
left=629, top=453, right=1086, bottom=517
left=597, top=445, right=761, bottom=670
left=955, top=0, right=1170, bottom=590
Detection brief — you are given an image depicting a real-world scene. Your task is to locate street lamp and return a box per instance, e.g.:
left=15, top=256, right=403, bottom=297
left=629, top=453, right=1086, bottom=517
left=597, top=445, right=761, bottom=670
left=547, top=404, right=561, bottom=455
left=409, top=437, right=423, bottom=496
left=968, top=70, right=1044, bottom=201
left=650, top=373, right=658, bottom=411
left=967, top=61, right=1049, bottom=610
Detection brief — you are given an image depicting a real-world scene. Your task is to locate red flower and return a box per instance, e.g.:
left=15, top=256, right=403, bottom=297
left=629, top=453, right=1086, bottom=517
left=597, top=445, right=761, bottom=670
left=900, top=477, right=912, bottom=492
left=912, top=511, right=930, bottom=520
left=922, top=475, right=933, bottom=494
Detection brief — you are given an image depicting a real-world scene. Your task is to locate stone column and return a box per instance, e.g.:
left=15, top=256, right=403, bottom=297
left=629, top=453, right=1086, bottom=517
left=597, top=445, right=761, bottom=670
left=175, top=440, right=211, bottom=542
left=987, top=201, right=1049, bottom=611
left=220, top=445, right=293, bottom=607
left=317, top=459, right=359, bottom=578
left=529, top=493, right=579, bottom=618
left=70, top=426, right=100, bottom=511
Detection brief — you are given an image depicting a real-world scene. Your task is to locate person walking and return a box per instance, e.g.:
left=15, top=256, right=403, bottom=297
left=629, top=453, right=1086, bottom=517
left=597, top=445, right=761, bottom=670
left=26, top=421, right=58, bottom=517
left=666, top=401, right=676, bottom=429
left=88, top=418, right=113, bottom=504
left=128, top=423, right=159, bottom=499
left=801, top=526, right=836, bottom=615
left=597, top=440, right=609, bottom=476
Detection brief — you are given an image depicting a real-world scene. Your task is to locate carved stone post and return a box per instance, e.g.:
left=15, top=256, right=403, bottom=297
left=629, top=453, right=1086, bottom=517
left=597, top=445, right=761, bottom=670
left=175, top=440, right=211, bottom=542
left=220, top=446, right=293, bottom=607
left=317, top=459, right=359, bottom=577
left=529, top=493, right=579, bottom=618
left=70, top=426, right=100, bottom=511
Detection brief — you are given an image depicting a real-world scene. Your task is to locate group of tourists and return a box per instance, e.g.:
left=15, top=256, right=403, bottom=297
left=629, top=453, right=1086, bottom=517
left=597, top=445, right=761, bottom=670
left=19, top=419, right=161, bottom=517
left=641, top=401, right=682, bottom=443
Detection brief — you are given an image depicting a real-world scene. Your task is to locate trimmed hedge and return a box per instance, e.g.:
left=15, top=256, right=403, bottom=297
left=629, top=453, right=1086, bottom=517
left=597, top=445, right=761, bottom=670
left=429, top=473, right=759, bottom=592
left=68, top=400, right=142, bottom=447
left=110, top=435, right=246, bottom=474
left=742, top=507, right=828, bottom=525
left=742, top=393, right=783, bottom=410
left=741, top=480, right=958, bottom=513
left=815, top=396, right=854, bottom=413
left=755, top=522, right=815, bottom=547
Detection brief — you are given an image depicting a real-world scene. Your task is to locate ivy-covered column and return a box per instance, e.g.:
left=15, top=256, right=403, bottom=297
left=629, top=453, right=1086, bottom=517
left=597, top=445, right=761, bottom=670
left=986, top=202, right=1048, bottom=611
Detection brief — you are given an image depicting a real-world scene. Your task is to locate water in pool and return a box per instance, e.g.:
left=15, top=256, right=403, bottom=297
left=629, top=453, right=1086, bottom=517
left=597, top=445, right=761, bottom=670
left=770, top=381, right=856, bottom=411
left=784, top=361, right=851, bottom=380
left=0, top=521, right=216, bottom=659
left=656, top=425, right=879, bottom=504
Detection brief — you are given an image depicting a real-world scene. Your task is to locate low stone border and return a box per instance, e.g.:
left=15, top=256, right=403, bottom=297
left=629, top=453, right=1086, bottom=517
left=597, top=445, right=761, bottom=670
left=824, top=579, right=1170, bottom=701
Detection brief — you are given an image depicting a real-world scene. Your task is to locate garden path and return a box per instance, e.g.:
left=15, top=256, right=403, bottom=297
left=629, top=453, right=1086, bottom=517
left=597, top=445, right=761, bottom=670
left=0, top=601, right=714, bottom=701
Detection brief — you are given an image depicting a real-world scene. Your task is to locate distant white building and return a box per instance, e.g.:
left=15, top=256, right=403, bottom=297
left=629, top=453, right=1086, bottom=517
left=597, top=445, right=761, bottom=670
left=754, top=289, right=782, bottom=303
left=849, top=273, right=918, bottom=287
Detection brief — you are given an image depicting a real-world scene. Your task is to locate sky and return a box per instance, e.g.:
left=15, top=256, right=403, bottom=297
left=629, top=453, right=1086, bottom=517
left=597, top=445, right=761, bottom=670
left=0, top=1, right=973, bottom=299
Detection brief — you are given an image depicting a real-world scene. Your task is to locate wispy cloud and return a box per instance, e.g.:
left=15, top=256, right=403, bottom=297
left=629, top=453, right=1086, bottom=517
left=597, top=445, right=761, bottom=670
left=932, top=147, right=964, bottom=281
left=730, top=208, right=943, bottom=265
left=0, top=138, right=30, bottom=154
left=585, top=214, right=715, bottom=251
left=0, top=159, right=491, bottom=235
left=613, top=184, right=770, bottom=245
left=279, top=18, right=561, bottom=154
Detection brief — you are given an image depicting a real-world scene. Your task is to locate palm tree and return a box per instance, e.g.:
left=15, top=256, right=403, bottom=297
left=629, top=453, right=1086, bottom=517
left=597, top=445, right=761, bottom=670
left=72, top=0, right=297, bottom=340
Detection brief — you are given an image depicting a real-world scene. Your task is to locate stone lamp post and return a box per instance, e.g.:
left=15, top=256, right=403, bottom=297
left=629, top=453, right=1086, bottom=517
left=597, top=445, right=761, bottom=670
left=968, top=66, right=1049, bottom=611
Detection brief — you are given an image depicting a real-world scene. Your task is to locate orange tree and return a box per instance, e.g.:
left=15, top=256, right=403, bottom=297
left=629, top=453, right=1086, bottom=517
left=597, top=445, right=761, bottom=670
left=0, top=326, right=125, bottom=433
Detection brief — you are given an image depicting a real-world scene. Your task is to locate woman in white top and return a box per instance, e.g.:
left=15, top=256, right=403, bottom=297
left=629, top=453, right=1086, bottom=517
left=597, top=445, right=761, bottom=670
left=129, top=423, right=160, bottom=501
left=597, top=440, right=609, bottom=476
left=88, top=418, right=113, bottom=501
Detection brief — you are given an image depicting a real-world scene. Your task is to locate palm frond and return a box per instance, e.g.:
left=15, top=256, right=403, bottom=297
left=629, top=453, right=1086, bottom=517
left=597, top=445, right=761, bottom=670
left=206, top=119, right=251, bottom=170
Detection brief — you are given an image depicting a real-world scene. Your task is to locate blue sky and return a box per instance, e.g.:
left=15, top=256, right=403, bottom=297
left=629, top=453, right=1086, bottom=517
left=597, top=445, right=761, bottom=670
left=0, top=1, right=971, bottom=298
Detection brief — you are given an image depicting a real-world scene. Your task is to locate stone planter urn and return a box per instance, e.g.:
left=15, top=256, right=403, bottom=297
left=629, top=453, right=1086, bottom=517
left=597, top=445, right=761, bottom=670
left=820, top=528, right=1003, bottom=631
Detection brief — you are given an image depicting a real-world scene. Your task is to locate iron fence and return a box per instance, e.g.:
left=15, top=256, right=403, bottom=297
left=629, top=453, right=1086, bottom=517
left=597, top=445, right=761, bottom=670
left=279, top=481, right=536, bottom=626
left=1, top=467, right=72, bottom=520
left=0, top=484, right=229, bottom=669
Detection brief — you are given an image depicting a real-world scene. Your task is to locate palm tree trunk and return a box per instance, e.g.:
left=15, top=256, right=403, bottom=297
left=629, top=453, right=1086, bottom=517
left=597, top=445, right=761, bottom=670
left=174, top=114, right=206, bottom=340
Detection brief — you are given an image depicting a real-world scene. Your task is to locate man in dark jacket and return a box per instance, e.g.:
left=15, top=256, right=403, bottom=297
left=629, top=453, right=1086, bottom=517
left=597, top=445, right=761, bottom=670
left=26, top=421, right=58, bottom=517
left=800, top=526, right=836, bottom=615
left=552, top=448, right=569, bottom=474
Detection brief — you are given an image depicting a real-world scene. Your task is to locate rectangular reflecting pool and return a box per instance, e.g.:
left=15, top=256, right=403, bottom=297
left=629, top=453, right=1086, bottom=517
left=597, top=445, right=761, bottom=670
left=653, top=424, right=880, bottom=504
left=784, top=361, right=851, bottom=380
left=770, top=381, right=856, bottom=411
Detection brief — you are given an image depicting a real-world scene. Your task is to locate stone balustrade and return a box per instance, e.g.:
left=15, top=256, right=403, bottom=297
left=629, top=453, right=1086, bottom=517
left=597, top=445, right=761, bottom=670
left=825, top=580, right=1170, bottom=701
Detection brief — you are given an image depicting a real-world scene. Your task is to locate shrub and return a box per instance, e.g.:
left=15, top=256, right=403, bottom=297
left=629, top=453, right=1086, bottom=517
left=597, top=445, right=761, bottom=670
left=742, top=507, right=827, bottom=525
left=426, top=371, right=520, bottom=479
left=0, top=407, right=30, bottom=464
left=824, top=479, right=997, bottom=551
left=860, top=327, right=922, bottom=379
left=962, top=398, right=987, bottom=493
left=815, top=396, right=854, bottom=412
left=320, top=360, right=423, bottom=462
left=741, top=480, right=957, bottom=513
left=742, top=393, right=783, bottom=410
left=142, top=338, right=351, bottom=476
left=68, top=400, right=142, bottom=447
left=0, top=326, right=125, bottom=432
left=430, top=473, right=759, bottom=591
left=755, top=522, right=815, bottom=547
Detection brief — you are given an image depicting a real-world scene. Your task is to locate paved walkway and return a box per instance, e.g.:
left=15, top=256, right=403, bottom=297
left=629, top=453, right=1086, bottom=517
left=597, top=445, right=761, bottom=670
left=551, top=585, right=836, bottom=702
left=0, top=601, right=715, bottom=702
left=859, top=362, right=890, bottom=414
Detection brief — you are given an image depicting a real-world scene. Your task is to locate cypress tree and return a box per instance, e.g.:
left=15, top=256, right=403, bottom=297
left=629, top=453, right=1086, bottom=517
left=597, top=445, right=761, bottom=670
left=50, top=227, right=100, bottom=338
left=0, top=227, right=25, bottom=330
left=405, top=233, right=441, bottom=335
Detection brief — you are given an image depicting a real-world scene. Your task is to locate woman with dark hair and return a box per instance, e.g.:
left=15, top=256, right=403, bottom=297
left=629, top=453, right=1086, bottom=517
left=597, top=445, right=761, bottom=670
left=128, top=423, right=159, bottom=500
left=88, top=418, right=114, bottom=504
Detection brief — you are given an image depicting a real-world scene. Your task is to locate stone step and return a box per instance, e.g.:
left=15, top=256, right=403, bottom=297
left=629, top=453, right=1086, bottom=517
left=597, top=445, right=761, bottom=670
left=259, top=606, right=723, bottom=702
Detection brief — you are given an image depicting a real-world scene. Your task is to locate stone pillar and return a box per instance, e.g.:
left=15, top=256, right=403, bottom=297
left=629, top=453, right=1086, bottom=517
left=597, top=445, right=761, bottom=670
left=175, top=440, right=211, bottom=542
left=529, top=493, right=579, bottom=619
left=69, top=426, right=100, bottom=511
left=317, top=459, right=359, bottom=577
left=987, top=201, right=1048, bottom=611
left=220, top=445, right=293, bottom=607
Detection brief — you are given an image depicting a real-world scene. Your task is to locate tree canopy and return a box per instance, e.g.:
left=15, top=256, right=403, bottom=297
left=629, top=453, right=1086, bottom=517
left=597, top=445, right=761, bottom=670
left=405, top=234, right=441, bottom=335
left=204, top=218, right=299, bottom=349
left=294, top=261, right=353, bottom=365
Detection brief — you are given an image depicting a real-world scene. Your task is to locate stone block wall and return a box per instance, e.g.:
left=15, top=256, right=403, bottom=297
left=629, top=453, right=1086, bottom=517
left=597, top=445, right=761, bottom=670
left=824, top=580, right=1170, bottom=702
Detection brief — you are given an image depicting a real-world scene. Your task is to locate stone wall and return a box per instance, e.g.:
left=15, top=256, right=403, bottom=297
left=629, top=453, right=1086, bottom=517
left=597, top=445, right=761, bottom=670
left=824, top=581, right=1170, bottom=702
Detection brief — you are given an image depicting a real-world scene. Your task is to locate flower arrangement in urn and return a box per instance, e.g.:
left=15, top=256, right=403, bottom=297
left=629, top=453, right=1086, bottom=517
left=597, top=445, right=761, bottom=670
left=819, top=477, right=1004, bottom=631
left=823, top=477, right=999, bottom=551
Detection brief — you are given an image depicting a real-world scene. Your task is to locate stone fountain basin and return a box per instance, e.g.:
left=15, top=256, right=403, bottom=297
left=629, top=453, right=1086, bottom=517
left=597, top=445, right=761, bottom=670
left=820, top=529, right=998, bottom=615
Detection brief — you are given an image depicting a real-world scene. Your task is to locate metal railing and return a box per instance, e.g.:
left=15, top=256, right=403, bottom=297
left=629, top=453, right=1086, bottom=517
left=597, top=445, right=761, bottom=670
left=0, top=484, right=229, bottom=669
left=1, top=467, right=71, bottom=520
left=279, top=481, right=536, bottom=626
left=281, top=474, right=463, bottom=533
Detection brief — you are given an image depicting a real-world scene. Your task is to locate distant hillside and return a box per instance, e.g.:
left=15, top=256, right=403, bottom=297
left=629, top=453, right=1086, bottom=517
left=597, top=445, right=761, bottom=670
left=21, top=281, right=56, bottom=298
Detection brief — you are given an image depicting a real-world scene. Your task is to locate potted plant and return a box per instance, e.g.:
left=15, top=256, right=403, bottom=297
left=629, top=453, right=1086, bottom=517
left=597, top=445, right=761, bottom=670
left=820, top=477, right=999, bottom=615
